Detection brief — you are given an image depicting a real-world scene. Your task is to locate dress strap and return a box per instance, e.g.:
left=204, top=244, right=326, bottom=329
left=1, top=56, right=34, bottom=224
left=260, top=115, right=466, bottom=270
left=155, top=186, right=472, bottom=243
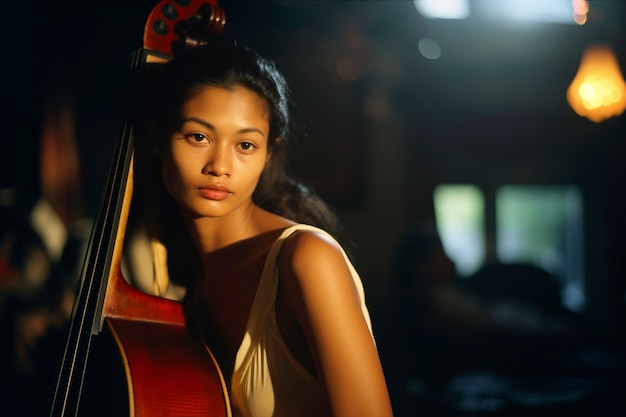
left=244, top=224, right=324, bottom=332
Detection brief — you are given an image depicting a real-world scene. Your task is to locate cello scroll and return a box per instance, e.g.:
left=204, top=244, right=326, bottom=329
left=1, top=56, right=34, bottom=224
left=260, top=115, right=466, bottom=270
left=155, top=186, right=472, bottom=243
left=143, top=0, right=226, bottom=62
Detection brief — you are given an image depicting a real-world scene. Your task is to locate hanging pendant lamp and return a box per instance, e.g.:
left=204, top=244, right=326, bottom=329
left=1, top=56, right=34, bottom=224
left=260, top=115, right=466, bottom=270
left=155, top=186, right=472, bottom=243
left=566, top=44, right=626, bottom=123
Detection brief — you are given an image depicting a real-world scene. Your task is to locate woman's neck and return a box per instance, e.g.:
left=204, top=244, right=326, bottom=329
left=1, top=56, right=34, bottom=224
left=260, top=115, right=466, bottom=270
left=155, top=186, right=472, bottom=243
left=181, top=204, right=292, bottom=254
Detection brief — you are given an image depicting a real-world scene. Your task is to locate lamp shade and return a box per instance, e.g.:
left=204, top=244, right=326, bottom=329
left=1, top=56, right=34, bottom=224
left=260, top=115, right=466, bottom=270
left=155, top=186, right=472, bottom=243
left=566, top=44, right=626, bottom=123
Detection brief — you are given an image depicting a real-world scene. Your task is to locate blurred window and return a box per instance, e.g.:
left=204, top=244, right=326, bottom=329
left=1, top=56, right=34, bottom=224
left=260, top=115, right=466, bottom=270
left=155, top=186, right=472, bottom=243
left=434, top=185, right=485, bottom=277
left=434, top=184, right=585, bottom=312
left=496, top=185, right=585, bottom=312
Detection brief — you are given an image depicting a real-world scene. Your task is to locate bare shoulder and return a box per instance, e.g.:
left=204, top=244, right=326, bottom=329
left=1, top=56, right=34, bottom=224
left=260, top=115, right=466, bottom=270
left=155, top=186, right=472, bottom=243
left=277, top=228, right=361, bottom=304
left=279, top=228, right=346, bottom=275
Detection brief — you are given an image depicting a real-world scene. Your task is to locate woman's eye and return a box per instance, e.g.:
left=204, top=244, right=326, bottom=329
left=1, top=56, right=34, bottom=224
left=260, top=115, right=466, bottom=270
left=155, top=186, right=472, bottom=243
left=239, top=142, right=256, bottom=151
left=184, top=133, right=207, bottom=143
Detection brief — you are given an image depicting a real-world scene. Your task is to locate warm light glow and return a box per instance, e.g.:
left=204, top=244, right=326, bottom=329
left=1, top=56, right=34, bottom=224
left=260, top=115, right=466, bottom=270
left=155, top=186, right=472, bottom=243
left=571, top=0, right=589, bottom=25
left=567, top=44, right=626, bottom=122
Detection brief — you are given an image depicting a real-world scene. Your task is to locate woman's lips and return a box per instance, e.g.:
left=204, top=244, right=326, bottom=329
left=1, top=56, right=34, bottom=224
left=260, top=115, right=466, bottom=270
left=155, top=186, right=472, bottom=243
left=197, top=185, right=232, bottom=201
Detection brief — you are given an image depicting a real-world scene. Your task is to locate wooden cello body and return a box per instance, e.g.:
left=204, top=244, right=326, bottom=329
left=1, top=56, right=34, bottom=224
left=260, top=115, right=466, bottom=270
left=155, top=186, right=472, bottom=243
left=48, top=2, right=230, bottom=416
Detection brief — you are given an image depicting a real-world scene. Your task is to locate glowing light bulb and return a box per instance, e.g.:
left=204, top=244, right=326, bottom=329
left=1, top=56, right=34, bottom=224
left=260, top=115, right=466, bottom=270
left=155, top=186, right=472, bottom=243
left=567, top=44, right=626, bottom=122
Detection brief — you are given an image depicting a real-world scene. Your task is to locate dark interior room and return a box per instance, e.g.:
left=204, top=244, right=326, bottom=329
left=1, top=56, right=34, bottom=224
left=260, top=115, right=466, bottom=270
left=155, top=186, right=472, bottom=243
left=2, top=0, right=624, bottom=416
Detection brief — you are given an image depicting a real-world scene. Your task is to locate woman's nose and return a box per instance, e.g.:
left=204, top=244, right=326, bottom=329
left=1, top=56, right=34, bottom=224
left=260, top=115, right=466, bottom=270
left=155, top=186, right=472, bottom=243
left=202, top=147, right=231, bottom=176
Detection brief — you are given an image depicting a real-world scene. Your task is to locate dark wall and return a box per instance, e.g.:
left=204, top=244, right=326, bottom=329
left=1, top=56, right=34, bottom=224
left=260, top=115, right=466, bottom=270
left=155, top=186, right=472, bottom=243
left=4, top=0, right=624, bottom=361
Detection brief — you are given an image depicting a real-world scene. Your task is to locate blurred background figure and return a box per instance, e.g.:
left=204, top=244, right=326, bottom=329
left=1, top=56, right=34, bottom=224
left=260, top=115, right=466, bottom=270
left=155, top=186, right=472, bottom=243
left=0, top=93, right=91, bottom=417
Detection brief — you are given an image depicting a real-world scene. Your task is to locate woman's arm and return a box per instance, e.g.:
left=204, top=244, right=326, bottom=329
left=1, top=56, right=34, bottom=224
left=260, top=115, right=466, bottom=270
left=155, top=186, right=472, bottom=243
left=279, top=230, right=394, bottom=417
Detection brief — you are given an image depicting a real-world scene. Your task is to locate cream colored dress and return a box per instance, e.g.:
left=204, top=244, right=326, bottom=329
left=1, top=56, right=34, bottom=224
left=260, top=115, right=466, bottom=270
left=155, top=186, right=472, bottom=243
left=230, top=224, right=373, bottom=417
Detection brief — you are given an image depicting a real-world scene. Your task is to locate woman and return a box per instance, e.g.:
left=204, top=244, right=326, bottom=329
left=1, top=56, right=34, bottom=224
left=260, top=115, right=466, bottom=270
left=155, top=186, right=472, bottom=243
left=136, top=42, right=393, bottom=417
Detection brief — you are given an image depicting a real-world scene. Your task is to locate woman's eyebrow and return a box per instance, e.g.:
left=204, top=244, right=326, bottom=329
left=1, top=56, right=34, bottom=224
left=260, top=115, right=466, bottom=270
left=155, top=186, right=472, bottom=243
left=238, top=127, right=266, bottom=136
left=180, top=117, right=214, bottom=131
left=181, top=117, right=266, bottom=136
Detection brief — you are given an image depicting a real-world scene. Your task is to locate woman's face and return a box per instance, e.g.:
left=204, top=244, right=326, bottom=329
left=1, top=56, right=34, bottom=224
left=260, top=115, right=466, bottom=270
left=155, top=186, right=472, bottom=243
left=162, top=85, right=271, bottom=220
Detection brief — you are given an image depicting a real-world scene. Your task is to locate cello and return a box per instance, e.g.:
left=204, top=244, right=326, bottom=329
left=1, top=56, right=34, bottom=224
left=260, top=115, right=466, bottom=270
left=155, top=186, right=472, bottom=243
left=48, top=1, right=230, bottom=416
